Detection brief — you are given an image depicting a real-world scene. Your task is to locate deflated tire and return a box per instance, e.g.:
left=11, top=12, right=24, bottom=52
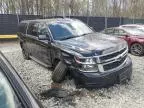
left=52, top=61, right=67, bottom=83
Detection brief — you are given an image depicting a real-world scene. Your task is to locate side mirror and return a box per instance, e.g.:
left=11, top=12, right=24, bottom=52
left=38, top=35, right=48, bottom=40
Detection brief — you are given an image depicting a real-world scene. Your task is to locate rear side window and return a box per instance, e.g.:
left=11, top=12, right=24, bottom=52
left=27, top=23, right=38, bottom=36
left=104, top=28, right=114, bottom=34
left=113, top=29, right=127, bottom=36
left=18, top=23, right=28, bottom=34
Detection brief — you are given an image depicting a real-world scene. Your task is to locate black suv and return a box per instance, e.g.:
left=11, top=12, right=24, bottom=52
left=17, top=18, right=132, bottom=88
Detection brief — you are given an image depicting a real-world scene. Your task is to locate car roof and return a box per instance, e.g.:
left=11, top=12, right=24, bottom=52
left=120, top=24, right=144, bottom=27
left=20, top=18, right=79, bottom=24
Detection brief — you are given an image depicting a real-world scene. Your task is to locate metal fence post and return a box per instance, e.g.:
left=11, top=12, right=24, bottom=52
left=105, top=17, right=107, bottom=29
left=16, top=14, right=19, bottom=25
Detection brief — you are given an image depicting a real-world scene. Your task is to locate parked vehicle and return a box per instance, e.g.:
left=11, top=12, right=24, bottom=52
left=17, top=18, right=132, bottom=88
left=119, top=24, right=144, bottom=32
left=102, top=27, right=144, bottom=56
left=0, top=51, right=43, bottom=108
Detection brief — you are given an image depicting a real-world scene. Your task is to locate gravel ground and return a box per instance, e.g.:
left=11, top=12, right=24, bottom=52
left=1, top=42, right=144, bottom=108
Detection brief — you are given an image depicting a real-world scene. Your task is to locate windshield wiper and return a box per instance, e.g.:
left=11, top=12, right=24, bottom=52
left=80, top=32, right=93, bottom=36
left=60, top=32, right=94, bottom=40
left=60, top=36, right=76, bottom=40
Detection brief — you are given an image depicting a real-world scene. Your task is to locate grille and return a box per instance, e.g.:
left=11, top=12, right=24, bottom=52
left=103, top=55, right=127, bottom=71
left=99, top=48, right=126, bottom=63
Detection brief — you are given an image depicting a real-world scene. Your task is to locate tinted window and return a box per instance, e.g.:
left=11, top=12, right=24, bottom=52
left=0, top=68, right=21, bottom=108
left=18, top=23, right=28, bottom=34
left=27, top=23, right=38, bottom=36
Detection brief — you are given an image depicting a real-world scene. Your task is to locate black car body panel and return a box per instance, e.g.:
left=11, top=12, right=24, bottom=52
left=0, top=51, right=43, bottom=108
left=17, top=18, right=132, bottom=88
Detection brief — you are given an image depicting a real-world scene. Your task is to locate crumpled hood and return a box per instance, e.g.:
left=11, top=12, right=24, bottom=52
left=55, top=33, right=127, bottom=56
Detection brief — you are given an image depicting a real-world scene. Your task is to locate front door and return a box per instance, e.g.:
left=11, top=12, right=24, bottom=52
left=35, top=23, right=52, bottom=67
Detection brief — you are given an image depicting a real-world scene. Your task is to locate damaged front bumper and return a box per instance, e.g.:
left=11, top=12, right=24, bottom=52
left=70, top=56, right=132, bottom=88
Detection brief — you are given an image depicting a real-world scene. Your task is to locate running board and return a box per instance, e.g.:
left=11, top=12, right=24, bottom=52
left=29, top=56, right=51, bottom=68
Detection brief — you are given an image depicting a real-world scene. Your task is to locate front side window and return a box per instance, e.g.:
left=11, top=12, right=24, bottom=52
left=38, top=24, right=49, bottom=35
left=0, top=68, right=20, bottom=108
left=48, top=20, right=93, bottom=40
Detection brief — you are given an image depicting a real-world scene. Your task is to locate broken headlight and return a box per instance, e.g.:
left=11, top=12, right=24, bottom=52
left=74, top=57, right=98, bottom=72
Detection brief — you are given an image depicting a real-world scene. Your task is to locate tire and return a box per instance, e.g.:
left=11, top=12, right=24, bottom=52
left=52, top=61, right=67, bottom=83
left=130, top=43, right=144, bottom=56
left=20, top=43, right=30, bottom=60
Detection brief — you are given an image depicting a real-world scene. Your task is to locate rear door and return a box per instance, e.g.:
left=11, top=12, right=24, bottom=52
left=26, top=22, right=39, bottom=59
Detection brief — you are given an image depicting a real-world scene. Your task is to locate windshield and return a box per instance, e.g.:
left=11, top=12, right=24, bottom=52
left=0, top=68, right=20, bottom=108
left=48, top=20, right=93, bottom=40
left=124, top=28, right=144, bottom=35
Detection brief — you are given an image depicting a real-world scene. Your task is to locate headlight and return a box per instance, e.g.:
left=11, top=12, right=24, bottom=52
left=81, top=64, right=98, bottom=72
left=75, top=57, right=98, bottom=72
left=85, top=58, right=95, bottom=64
left=75, top=57, right=95, bottom=64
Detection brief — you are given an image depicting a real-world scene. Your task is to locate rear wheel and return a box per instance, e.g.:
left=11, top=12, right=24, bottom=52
left=52, top=61, right=67, bottom=83
left=130, top=43, right=144, bottom=56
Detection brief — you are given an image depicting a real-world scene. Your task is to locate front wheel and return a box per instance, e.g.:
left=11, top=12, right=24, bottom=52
left=52, top=61, right=67, bottom=83
left=130, top=43, right=144, bottom=56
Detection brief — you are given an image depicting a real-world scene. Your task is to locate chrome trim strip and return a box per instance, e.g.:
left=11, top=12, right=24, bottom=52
left=75, top=46, right=128, bottom=72
left=98, top=56, right=127, bottom=72
left=98, top=49, right=127, bottom=64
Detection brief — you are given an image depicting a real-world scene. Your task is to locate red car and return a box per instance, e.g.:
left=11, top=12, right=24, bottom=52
left=102, top=27, right=144, bottom=56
